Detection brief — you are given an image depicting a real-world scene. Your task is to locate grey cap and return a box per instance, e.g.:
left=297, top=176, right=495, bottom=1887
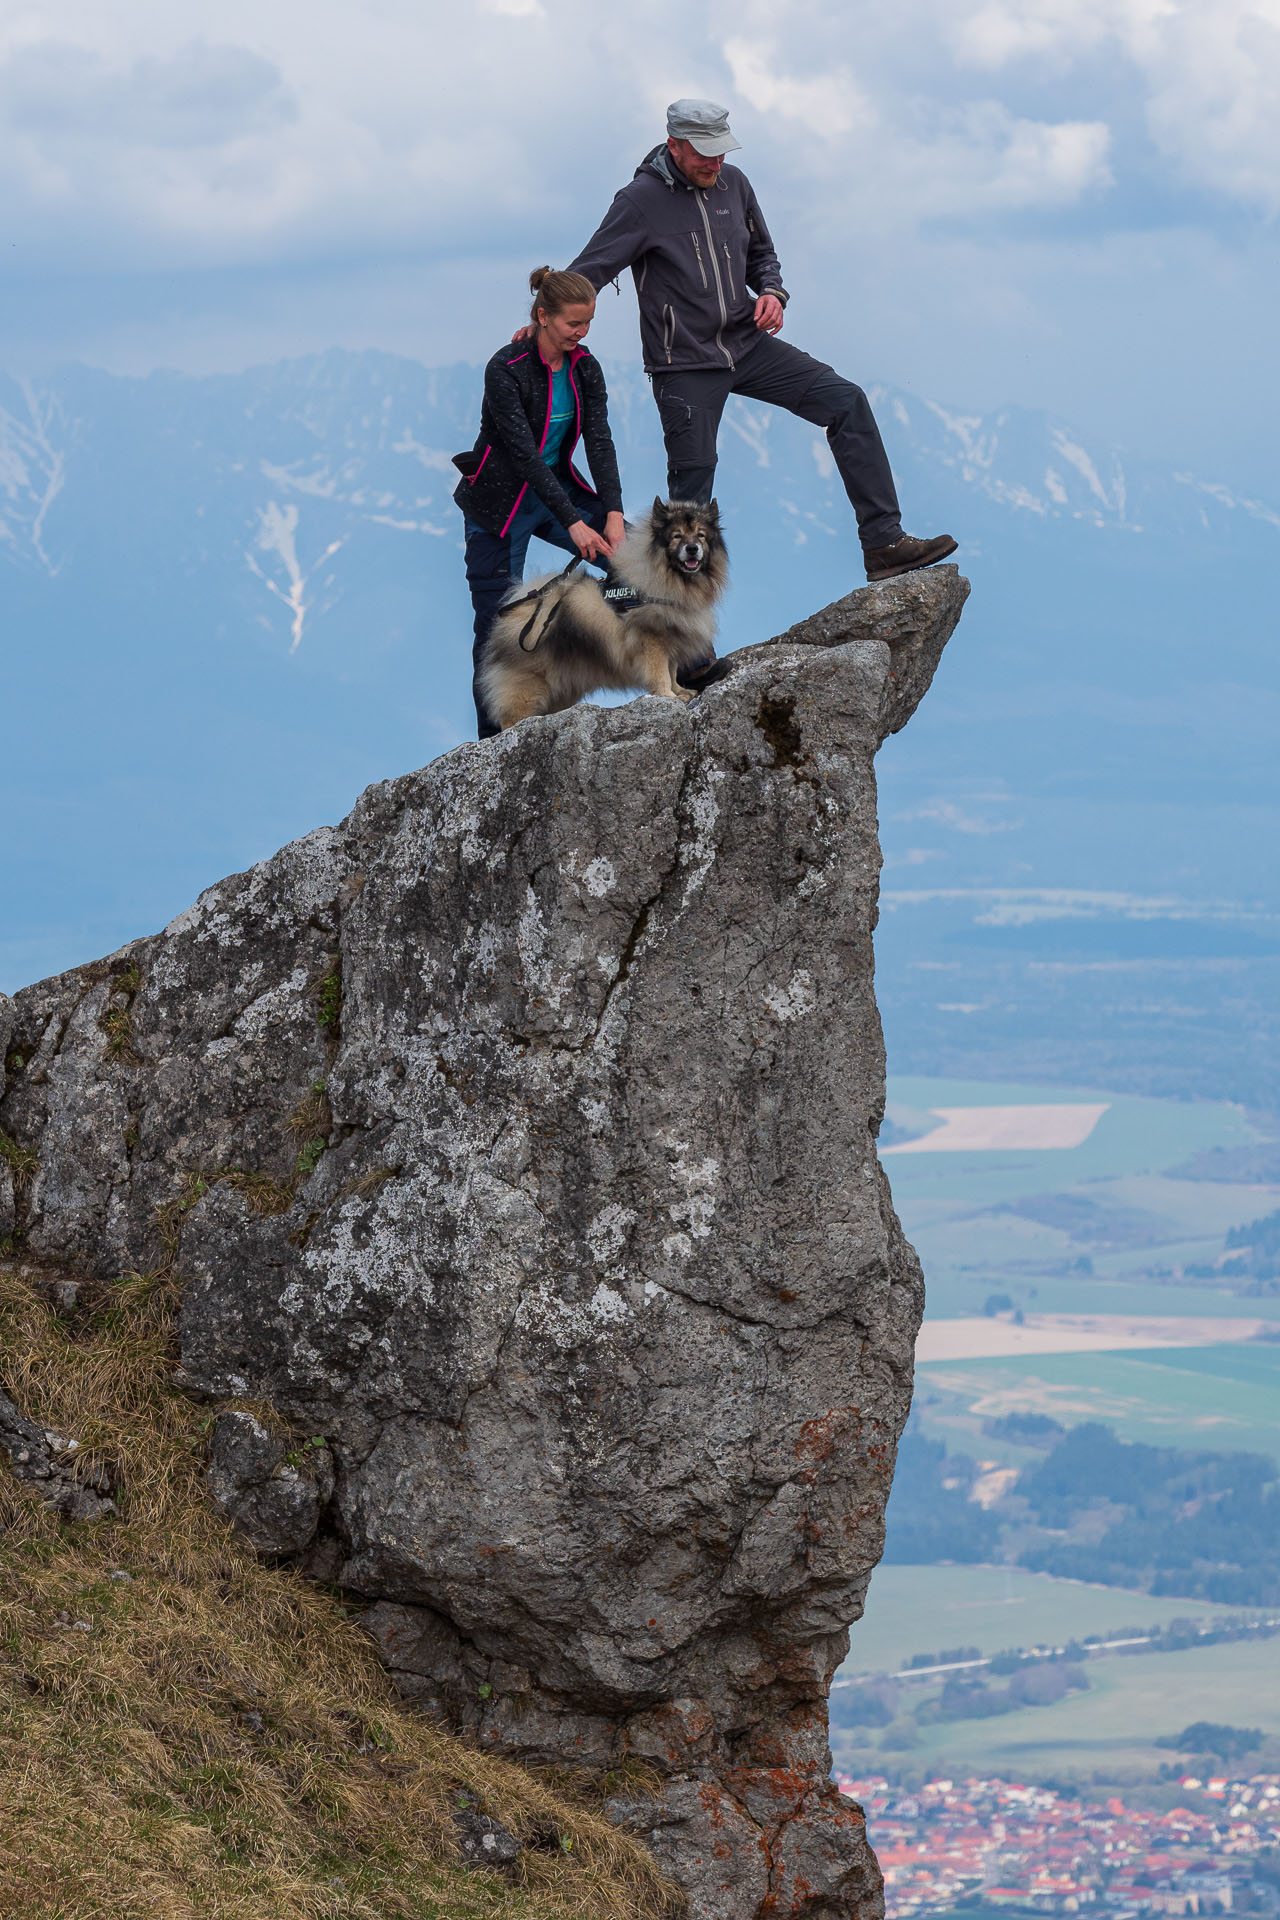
left=666, top=98, right=741, bottom=157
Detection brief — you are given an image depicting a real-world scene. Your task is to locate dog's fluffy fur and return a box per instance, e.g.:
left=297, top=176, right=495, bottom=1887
left=479, top=498, right=728, bottom=731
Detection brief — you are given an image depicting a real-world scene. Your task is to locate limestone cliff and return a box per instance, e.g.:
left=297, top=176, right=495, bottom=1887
left=0, top=566, right=968, bottom=1919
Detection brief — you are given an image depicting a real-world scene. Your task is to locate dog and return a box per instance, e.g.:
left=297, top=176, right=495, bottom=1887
left=478, top=498, right=728, bottom=731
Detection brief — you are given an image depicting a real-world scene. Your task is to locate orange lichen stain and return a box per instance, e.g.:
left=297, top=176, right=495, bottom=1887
left=794, top=1404, right=862, bottom=1463
left=723, top=1764, right=812, bottom=1820
left=696, top=1784, right=731, bottom=1832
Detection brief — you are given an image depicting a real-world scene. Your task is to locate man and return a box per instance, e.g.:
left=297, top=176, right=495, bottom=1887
left=567, top=99, right=956, bottom=583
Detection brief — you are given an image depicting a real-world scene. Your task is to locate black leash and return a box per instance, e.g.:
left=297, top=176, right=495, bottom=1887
left=510, top=552, right=674, bottom=652
left=514, top=554, right=582, bottom=652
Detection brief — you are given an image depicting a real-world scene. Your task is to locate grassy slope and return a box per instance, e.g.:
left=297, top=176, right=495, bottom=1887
left=0, top=1261, right=681, bottom=1920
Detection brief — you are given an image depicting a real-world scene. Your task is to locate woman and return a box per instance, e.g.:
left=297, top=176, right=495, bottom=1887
left=453, top=267, right=626, bottom=737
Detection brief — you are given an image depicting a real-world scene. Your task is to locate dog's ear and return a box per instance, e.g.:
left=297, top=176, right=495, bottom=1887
left=651, top=494, right=667, bottom=522
left=705, top=498, right=720, bottom=524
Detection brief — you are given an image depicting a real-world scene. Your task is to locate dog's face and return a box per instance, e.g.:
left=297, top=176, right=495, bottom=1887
left=651, top=496, right=722, bottom=577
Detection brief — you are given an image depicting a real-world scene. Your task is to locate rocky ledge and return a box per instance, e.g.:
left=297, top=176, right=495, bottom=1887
left=0, top=566, right=968, bottom=1919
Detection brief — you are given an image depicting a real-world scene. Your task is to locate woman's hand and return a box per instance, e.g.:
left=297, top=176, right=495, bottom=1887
left=568, top=519, right=613, bottom=564
left=603, top=511, right=626, bottom=554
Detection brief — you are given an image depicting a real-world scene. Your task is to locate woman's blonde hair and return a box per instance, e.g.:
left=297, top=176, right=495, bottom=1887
left=528, top=266, right=596, bottom=325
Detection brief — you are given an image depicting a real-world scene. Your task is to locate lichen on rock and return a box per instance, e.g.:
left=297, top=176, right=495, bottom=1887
left=0, top=566, right=968, bottom=1919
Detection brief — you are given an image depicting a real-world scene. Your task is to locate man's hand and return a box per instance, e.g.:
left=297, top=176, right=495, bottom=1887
left=754, top=294, right=784, bottom=336
left=568, top=519, right=613, bottom=564
left=510, top=322, right=536, bottom=344
left=603, top=510, right=626, bottom=554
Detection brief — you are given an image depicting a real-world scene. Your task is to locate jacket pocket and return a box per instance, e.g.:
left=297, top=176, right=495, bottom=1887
left=722, top=243, right=735, bottom=300
left=454, top=444, right=491, bottom=482
left=662, top=305, right=675, bottom=364
left=689, top=232, right=708, bottom=289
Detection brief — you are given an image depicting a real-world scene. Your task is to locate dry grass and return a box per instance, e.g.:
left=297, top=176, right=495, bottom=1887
left=288, top=1084, right=334, bottom=1145
left=0, top=1129, right=38, bottom=1194
left=100, top=962, right=144, bottom=1064
left=339, top=1167, right=402, bottom=1204
left=219, top=1170, right=299, bottom=1218
left=0, top=1261, right=682, bottom=1920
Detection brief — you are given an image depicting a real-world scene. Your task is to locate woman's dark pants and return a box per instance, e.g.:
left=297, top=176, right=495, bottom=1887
left=464, top=488, right=607, bottom=738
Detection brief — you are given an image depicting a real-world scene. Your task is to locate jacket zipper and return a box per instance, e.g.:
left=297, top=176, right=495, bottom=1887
left=690, top=231, right=708, bottom=289
left=566, top=354, right=596, bottom=493
left=722, top=243, right=734, bottom=300
left=663, top=304, right=675, bottom=364
left=697, top=191, right=733, bottom=369
left=500, top=352, right=555, bottom=537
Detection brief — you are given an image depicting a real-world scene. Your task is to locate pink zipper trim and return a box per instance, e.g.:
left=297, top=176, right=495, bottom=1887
left=498, top=485, right=528, bottom=538
left=499, top=346, right=585, bottom=536
left=566, top=349, right=597, bottom=496
left=467, top=444, right=492, bottom=486
left=536, top=349, right=554, bottom=450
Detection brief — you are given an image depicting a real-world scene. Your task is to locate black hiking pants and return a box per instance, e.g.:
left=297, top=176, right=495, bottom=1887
left=652, top=335, right=903, bottom=551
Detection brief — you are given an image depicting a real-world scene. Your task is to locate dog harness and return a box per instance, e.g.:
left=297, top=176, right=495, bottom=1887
left=510, top=556, right=662, bottom=651
left=597, top=570, right=658, bottom=615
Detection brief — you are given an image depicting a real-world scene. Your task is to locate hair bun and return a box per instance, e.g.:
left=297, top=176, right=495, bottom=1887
left=526, top=266, right=596, bottom=325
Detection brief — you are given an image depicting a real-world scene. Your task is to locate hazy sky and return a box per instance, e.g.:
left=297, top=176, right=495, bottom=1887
left=3, top=0, right=1279, bottom=483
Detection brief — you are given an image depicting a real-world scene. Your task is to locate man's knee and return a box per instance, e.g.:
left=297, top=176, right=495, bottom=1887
left=802, top=369, right=871, bottom=430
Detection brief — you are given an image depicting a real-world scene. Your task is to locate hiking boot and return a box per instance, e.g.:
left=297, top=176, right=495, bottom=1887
left=864, top=532, right=958, bottom=582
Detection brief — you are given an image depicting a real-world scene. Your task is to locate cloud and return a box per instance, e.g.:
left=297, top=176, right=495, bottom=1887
left=0, top=40, right=295, bottom=148
left=724, top=36, right=863, bottom=137
left=726, top=34, right=1111, bottom=216
left=0, top=1, right=1118, bottom=272
left=894, top=801, right=1022, bottom=835
left=949, top=0, right=1280, bottom=213
left=0, top=0, right=1272, bottom=489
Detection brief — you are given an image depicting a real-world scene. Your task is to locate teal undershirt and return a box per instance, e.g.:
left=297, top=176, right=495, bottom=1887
left=542, top=362, right=574, bottom=471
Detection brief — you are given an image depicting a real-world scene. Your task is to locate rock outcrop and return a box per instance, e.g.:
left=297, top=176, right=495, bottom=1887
left=0, top=566, right=968, bottom=1919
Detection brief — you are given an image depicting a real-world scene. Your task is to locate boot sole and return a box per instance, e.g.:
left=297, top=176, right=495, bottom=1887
left=865, top=539, right=959, bottom=583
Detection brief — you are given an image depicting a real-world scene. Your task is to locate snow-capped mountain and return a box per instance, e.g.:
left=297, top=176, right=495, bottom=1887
left=3, top=349, right=1276, bottom=649
left=2, top=348, right=1277, bottom=994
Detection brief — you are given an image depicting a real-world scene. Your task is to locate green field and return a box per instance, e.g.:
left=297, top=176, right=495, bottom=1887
left=917, top=1343, right=1280, bottom=1461
left=832, top=1634, right=1280, bottom=1784
left=857, top=1083, right=1280, bottom=1783
left=885, top=1074, right=1255, bottom=1199
left=884, top=1076, right=1280, bottom=1452
left=885, top=1075, right=1280, bottom=1327
left=842, top=1564, right=1258, bottom=1677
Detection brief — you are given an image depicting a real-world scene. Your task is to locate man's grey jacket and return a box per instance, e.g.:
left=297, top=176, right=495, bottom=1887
left=568, top=145, right=787, bottom=375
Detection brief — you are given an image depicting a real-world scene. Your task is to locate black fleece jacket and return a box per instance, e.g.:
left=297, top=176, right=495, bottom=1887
left=452, top=341, right=624, bottom=539
left=568, top=146, right=788, bottom=374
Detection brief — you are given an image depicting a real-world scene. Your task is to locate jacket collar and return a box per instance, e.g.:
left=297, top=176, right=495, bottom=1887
left=533, top=342, right=591, bottom=372
left=639, top=143, right=694, bottom=192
